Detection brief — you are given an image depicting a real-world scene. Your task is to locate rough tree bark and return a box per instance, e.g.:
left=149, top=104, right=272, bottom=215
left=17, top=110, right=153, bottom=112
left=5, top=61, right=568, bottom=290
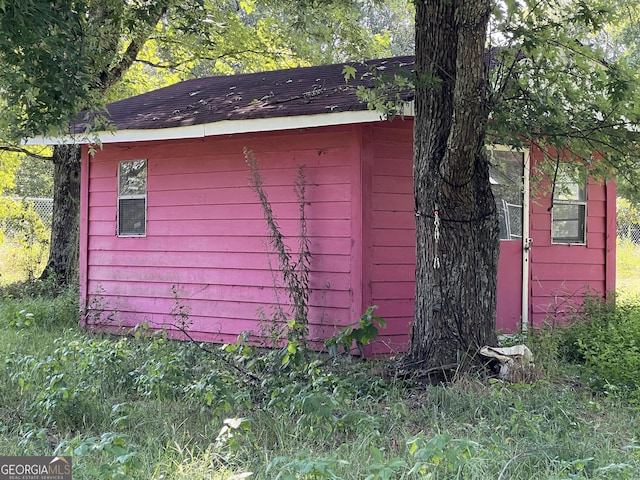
left=40, top=144, right=81, bottom=284
left=405, top=1, right=499, bottom=372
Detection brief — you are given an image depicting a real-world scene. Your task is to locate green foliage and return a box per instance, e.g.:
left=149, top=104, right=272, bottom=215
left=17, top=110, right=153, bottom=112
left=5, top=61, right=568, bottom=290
left=184, top=370, right=245, bottom=413
left=365, top=446, right=406, bottom=480
left=557, top=299, right=640, bottom=400
left=0, top=0, right=103, bottom=138
left=245, top=0, right=390, bottom=65
left=358, top=0, right=414, bottom=57
left=130, top=339, right=199, bottom=400
left=4, top=333, right=135, bottom=428
left=0, top=0, right=393, bottom=142
left=325, top=306, right=387, bottom=357
left=618, top=197, right=640, bottom=225
left=617, top=237, right=640, bottom=301
left=342, top=65, right=357, bottom=82
left=488, top=1, right=640, bottom=188
left=7, top=352, right=83, bottom=427
left=0, top=304, right=248, bottom=430
left=0, top=282, right=78, bottom=327
left=7, top=309, right=35, bottom=329
left=2, top=289, right=640, bottom=478
left=213, top=417, right=254, bottom=454
left=0, top=152, right=51, bottom=283
left=57, top=433, right=143, bottom=480
left=344, top=62, right=416, bottom=120
left=6, top=149, right=54, bottom=198
left=0, top=150, right=20, bottom=193
left=407, top=434, right=480, bottom=478
left=596, top=2, right=640, bottom=202
left=267, top=450, right=347, bottom=479
left=0, top=197, right=50, bottom=281
left=258, top=358, right=387, bottom=440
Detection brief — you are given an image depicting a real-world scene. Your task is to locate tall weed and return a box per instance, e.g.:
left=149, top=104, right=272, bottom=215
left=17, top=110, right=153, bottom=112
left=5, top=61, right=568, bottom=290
left=245, top=148, right=311, bottom=356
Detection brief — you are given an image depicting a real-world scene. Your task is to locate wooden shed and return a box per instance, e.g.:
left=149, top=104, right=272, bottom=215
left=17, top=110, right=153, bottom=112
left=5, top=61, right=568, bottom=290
left=46, top=56, right=616, bottom=354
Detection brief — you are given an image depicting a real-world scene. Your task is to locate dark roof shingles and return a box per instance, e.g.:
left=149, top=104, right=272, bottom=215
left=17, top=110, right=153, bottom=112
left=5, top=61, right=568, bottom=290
left=84, top=56, right=415, bottom=132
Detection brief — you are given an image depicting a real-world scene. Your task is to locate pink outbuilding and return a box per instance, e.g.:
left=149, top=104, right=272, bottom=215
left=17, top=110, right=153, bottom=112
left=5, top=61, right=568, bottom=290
left=44, top=57, right=616, bottom=355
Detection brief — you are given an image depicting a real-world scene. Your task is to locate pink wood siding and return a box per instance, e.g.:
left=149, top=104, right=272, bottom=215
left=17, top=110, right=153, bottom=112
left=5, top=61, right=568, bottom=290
left=528, top=148, right=614, bottom=326
left=80, top=123, right=615, bottom=354
left=365, top=121, right=415, bottom=354
left=362, top=120, right=532, bottom=351
left=496, top=240, right=523, bottom=332
left=80, top=126, right=362, bottom=345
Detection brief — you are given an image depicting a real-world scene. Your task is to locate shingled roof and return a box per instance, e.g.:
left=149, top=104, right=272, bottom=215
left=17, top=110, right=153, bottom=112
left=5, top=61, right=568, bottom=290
left=76, top=56, right=415, bottom=135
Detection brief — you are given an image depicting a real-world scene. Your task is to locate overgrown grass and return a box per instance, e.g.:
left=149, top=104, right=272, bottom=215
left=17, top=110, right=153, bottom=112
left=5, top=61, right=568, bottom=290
left=617, top=238, right=640, bottom=302
left=1, top=285, right=640, bottom=479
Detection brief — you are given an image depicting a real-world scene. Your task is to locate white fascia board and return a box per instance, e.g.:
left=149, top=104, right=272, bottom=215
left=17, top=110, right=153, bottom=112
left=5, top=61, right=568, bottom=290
left=26, top=105, right=415, bottom=146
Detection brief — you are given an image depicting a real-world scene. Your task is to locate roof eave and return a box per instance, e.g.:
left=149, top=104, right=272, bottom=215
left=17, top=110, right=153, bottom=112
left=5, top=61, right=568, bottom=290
left=26, top=103, right=415, bottom=146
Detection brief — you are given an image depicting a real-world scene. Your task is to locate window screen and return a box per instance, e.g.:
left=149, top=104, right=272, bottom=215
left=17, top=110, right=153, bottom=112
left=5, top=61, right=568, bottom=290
left=551, top=167, right=586, bottom=244
left=489, top=149, right=524, bottom=240
left=118, top=160, right=147, bottom=236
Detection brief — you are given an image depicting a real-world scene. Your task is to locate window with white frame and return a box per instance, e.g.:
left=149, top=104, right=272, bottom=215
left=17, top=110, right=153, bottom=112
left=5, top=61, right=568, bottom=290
left=118, top=159, right=147, bottom=236
left=489, top=149, right=525, bottom=240
left=551, top=166, right=586, bottom=244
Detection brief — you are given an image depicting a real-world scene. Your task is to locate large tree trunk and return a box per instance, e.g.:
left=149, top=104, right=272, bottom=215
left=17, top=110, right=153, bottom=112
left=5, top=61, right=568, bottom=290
left=40, top=144, right=81, bottom=285
left=405, top=1, right=499, bottom=371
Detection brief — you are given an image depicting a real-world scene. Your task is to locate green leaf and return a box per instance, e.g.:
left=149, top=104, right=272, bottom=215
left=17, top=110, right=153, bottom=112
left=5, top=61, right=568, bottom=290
left=342, top=65, right=357, bottom=82
left=370, top=445, right=384, bottom=463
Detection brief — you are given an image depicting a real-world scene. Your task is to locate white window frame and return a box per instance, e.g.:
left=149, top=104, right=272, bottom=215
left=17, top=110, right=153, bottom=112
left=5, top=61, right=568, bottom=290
left=488, top=146, right=526, bottom=241
left=117, top=159, right=147, bottom=237
left=551, top=167, right=587, bottom=245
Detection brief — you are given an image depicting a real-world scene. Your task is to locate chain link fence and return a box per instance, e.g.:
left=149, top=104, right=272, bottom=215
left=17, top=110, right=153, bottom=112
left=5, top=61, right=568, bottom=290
left=2, top=197, right=53, bottom=232
left=25, top=197, right=53, bottom=229
left=1, top=197, right=52, bottom=283
left=618, top=219, right=640, bottom=245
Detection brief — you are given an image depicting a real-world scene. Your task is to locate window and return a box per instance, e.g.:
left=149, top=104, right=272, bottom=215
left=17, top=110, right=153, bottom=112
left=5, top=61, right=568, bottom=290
left=118, top=159, right=147, bottom=236
left=551, top=167, right=586, bottom=244
left=489, top=149, right=525, bottom=240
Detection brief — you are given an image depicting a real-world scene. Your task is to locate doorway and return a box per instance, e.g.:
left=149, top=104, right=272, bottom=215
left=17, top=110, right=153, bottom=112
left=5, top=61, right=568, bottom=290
left=490, top=148, right=529, bottom=333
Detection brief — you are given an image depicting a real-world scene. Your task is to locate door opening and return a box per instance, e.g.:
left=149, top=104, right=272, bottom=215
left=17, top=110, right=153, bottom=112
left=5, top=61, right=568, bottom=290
left=490, top=148, right=529, bottom=333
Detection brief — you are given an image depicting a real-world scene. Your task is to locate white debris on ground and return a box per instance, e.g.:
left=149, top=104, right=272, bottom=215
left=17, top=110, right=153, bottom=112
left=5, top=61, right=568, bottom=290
left=479, top=345, right=536, bottom=383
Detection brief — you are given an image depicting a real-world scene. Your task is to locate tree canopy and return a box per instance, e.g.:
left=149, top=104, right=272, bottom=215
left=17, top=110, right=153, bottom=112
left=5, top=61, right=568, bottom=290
left=0, top=0, right=392, bottom=142
left=487, top=1, right=640, bottom=194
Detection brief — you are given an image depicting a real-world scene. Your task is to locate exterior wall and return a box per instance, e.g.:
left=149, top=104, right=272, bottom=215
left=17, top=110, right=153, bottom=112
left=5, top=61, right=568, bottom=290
left=527, top=147, right=616, bottom=326
left=363, top=121, right=415, bottom=355
left=79, top=123, right=616, bottom=352
left=80, top=126, right=363, bottom=345
left=362, top=136, right=615, bottom=348
left=361, top=120, right=531, bottom=352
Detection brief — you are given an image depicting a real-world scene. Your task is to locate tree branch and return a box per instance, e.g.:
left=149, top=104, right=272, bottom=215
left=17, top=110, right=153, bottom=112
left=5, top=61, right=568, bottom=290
left=135, top=47, right=292, bottom=71
left=95, top=5, right=170, bottom=92
left=0, top=145, right=53, bottom=161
